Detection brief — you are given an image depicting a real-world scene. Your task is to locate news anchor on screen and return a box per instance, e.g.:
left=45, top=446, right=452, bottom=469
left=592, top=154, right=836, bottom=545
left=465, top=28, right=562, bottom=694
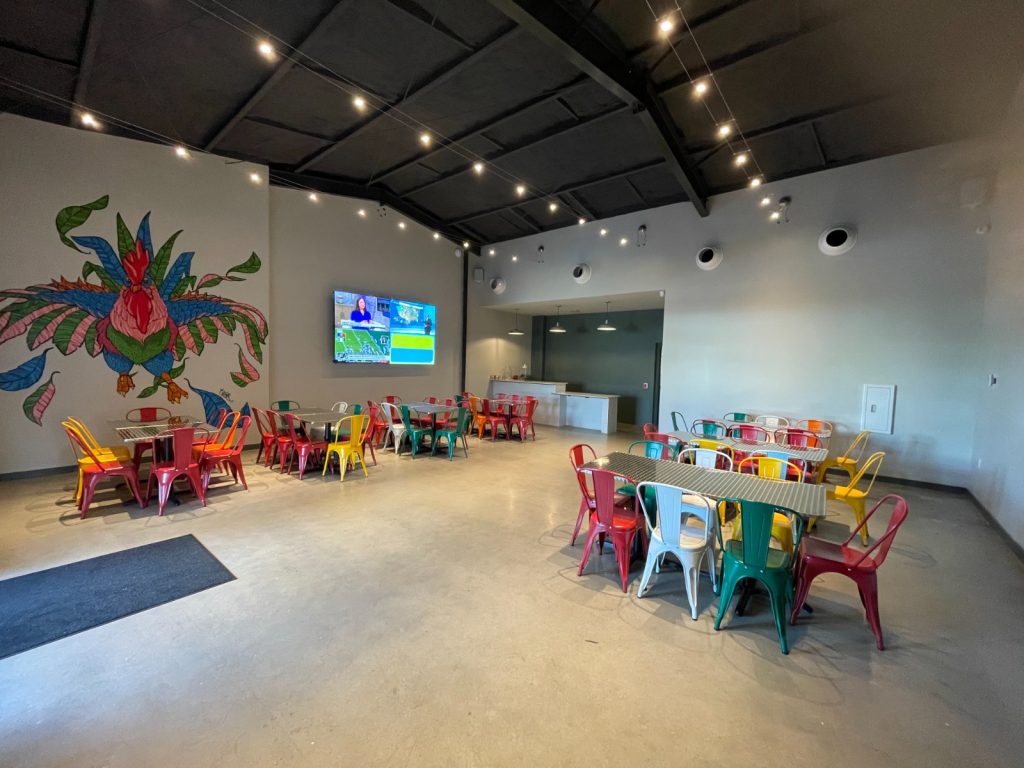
left=350, top=296, right=372, bottom=326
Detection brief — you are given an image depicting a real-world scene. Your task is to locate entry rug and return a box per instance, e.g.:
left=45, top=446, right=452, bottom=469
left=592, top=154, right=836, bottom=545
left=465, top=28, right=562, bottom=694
left=0, top=534, right=235, bottom=660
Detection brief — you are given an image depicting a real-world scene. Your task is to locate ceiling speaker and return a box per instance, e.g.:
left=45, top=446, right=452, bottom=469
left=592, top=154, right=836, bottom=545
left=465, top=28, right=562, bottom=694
left=696, top=246, right=722, bottom=271
left=490, top=277, right=506, bottom=294
left=818, top=226, right=857, bottom=255
left=571, top=263, right=591, bottom=284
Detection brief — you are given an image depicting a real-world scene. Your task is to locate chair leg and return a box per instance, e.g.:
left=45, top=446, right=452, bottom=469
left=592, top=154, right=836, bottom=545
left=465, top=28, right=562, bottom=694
left=767, top=583, right=791, bottom=655
left=852, top=498, right=869, bottom=544
left=857, top=574, right=885, bottom=650
left=789, top=564, right=816, bottom=625
left=577, top=526, right=600, bottom=576
left=637, top=544, right=661, bottom=597
left=615, top=532, right=635, bottom=592
left=188, top=467, right=207, bottom=506
left=570, top=499, right=589, bottom=545
left=125, top=471, right=146, bottom=508
left=79, top=475, right=100, bottom=519
left=156, top=477, right=172, bottom=516
left=714, top=569, right=741, bottom=630
left=684, top=562, right=700, bottom=620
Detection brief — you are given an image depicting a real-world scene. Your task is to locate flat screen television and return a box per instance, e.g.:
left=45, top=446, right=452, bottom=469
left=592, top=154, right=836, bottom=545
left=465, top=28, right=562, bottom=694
left=333, top=290, right=436, bottom=365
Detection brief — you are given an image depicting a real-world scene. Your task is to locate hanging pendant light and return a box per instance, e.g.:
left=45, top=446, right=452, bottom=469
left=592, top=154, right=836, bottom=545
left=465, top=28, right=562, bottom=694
left=508, top=309, right=525, bottom=336
left=597, top=301, right=616, bottom=332
left=548, top=304, right=567, bottom=334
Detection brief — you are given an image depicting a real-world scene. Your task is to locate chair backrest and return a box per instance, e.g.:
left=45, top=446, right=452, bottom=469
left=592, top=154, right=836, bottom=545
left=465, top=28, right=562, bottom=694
left=569, top=443, right=597, bottom=470
left=629, top=440, right=669, bottom=460
left=755, top=414, right=789, bottom=428
left=739, top=454, right=805, bottom=482
left=424, top=396, right=438, bottom=404
left=272, top=400, right=300, bottom=411
left=331, top=415, right=366, bottom=449
left=264, top=408, right=281, bottom=435
left=468, top=395, right=482, bottom=416
left=66, top=417, right=105, bottom=452
left=210, top=410, right=240, bottom=446
left=670, top=411, right=688, bottom=431
left=774, top=427, right=821, bottom=448
left=838, top=430, right=871, bottom=464
left=458, top=406, right=474, bottom=436
left=692, top=419, right=726, bottom=438
left=588, top=468, right=635, bottom=526
left=63, top=421, right=105, bottom=465
left=380, top=401, right=402, bottom=426
left=517, top=399, right=538, bottom=420
left=728, top=423, right=771, bottom=443
left=799, top=418, right=834, bottom=435
left=154, top=426, right=204, bottom=470
left=280, top=413, right=303, bottom=442
left=647, top=432, right=683, bottom=458
left=723, top=411, right=756, bottom=423
left=221, top=416, right=251, bottom=455
left=399, top=405, right=415, bottom=431
left=352, top=403, right=362, bottom=414
left=847, top=451, right=886, bottom=495
left=690, top=438, right=733, bottom=455
left=642, top=422, right=658, bottom=436
left=678, top=447, right=734, bottom=471
left=361, top=405, right=379, bottom=442
left=444, top=398, right=456, bottom=407
left=251, top=407, right=270, bottom=437
left=368, top=401, right=387, bottom=426
left=384, top=395, right=402, bottom=404
left=636, top=482, right=715, bottom=546
left=126, top=406, right=171, bottom=423
left=725, top=499, right=801, bottom=569
left=331, top=401, right=348, bottom=413
left=847, top=494, right=909, bottom=567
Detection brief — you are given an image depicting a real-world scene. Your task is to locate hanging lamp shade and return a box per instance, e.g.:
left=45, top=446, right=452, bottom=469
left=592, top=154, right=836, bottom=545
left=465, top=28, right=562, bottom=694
left=597, top=301, right=616, bottom=332
left=549, top=304, right=567, bottom=333
left=508, top=309, right=525, bottom=336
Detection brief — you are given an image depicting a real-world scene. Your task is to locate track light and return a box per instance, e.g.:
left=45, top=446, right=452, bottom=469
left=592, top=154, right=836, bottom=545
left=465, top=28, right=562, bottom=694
left=473, top=162, right=484, bottom=174
left=249, top=172, right=261, bottom=184
left=463, top=240, right=470, bottom=248
left=257, top=40, right=274, bottom=59
left=308, top=193, right=318, bottom=202
left=433, top=232, right=440, bottom=240
left=419, top=132, right=431, bottom=146
left=760, top=196, right=772, bottom=207
left=734, top=152, right=749, bottom=167
left=619, top=237, right=628, bottom=247
left=659, top=18, right=675, bottom=34
left=693, top=80, right=708, bottom=98
left=548, top=202, right=558, bottom=213
left=80, top=112, right=99, bottom=128
left=599, top=228, right=608, bottom=237
left=352, top=95, right=366, bottom=111
left=749, top=176, right=763, bottom=188
left=717, top=123, right=732, bottom=139
left=174, top=145, right=190, bottom=158
left=357, top=209, right=366, bottom=217
left=515, top=184, right=526, bottom=197
left=398, top=221, right=406, bottom=230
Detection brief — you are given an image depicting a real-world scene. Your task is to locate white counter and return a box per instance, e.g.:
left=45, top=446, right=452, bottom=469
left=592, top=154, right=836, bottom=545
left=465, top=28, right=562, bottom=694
left=486, top=379, right=567, bottom=426
left=557, top=392, right=619, bottom=434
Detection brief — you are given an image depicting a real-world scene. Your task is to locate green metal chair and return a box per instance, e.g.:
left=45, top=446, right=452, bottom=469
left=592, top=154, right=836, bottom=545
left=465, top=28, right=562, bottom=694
left=670, top=411, right=688, bottom=431
left=272, top=400, right=300, bottom=411
left=432, top=407, right=472, bottom=460
left=399, top=405, right=433, bottom=458
left=714, top=499, right=804, bottom=655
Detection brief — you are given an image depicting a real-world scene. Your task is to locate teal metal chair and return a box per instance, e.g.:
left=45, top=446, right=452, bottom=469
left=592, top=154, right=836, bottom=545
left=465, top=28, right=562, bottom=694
left=399, top=405, right=433, bottom=458
left=272, top=400, right=300, bottom=411
left=692, top=419, right=727, bottom=438
left=714, top=499, right=804, bottom=655
left=432, top=407, right=472, bottom=460
left=670, top=411, right=688, bottom=431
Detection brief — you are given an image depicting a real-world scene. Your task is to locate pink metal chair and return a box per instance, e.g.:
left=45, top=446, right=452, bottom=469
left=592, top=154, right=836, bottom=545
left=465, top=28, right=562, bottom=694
left=511, top=398, right=538, bottom=441
left=63, top=425, right=147, bottom=518
left=200, top=416, right=251, bottom=493
left=278, top=412, right=326, bottom=479
left=577, top=468, right=647, bottom=592
left=146, top=425, right=210, bottom=515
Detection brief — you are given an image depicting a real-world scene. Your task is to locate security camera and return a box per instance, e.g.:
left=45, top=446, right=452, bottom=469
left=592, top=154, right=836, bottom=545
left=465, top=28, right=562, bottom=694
left=571, top=263, right=592, bottom=284
left=696, top=246, right=722, bottom=271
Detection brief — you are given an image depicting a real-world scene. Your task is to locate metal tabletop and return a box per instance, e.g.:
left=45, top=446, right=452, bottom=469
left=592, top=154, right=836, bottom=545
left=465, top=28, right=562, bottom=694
left=291, top=410, right=347, bottom=425
left=669, top=431, right=828, bottom=463
left=582, top=452, right=826, bottom=519
left=108, top=416, right=211, bottom=443
left=404, top=402, right=457, bottom=415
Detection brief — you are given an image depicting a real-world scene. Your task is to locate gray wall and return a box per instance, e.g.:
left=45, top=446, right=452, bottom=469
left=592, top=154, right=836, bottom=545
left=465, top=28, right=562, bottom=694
left=533, top=310, right=664, bottom=426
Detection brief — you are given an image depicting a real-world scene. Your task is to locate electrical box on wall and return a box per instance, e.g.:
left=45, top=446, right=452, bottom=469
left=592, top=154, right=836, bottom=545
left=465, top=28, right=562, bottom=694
left=862, top=384, right=896, bottom=434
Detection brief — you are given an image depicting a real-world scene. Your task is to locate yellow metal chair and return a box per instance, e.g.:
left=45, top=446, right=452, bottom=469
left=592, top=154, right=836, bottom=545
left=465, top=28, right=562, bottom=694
left=828, top=451, right=886, bottom=545
left=63, top=418, right=132, bottom=504
left=735, top=455, right=807, bottom=554
left=322, top=414, right=369, bottom=480
left=691, top=438, right=732, bottom=453
left=814, top=430, right=870, bottom=484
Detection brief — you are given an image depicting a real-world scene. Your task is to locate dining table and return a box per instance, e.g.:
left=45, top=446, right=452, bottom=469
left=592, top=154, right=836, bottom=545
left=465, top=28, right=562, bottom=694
left=404, top=402, right=457, bottom=437
left=486, top=397, right=518, bottom=438
left=109, top=414, right=215, bottom=504
left=670, top=431, right=829, bottom=465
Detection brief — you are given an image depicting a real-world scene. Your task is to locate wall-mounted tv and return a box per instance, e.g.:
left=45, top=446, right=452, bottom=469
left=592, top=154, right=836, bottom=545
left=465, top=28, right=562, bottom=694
left=333, top=290, right=436, bottom=365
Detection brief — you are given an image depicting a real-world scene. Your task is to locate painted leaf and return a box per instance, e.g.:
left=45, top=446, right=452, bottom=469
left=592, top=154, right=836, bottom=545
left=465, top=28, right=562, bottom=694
left=135, top=213, right=153, bottom=265
left=230, top=373, right=248, bottom=388
left=53, top=311, right=92, bottom=354
left=236, top=344, right=259, bottom=380
left=116, top=213, right=134, bottom=258
left=152, top=229, right=182, bottom=287
left=55, top=195, right=108, bottom=251
left=70, top=235, right=128, bottom=286
left=227, top=251, right=261, bottom=275
left=28, top=307, right=76, bottom=349
left=84, top=323, right=100, bottom=356
left=82, top=261, right=120, bottom=290
left=161, top=251, right=194, bottom=300
left=105, top=326, right=171, bottom=365
left=0, top=348, right=49, bottom=391
left=0, top=305, right=61, bottom=343
left=23, top=371, right=59, bottom=425
left=187, top=322, right=205, bottom=354
left=173, top=334, right=187, bottom=360
left=200, top=317, right=219, bottom=342
left=138, top=382, right=160, bottom=398
left=171, top=275, right=197, bottom=298
left=185, top=378, right=231, bottom=424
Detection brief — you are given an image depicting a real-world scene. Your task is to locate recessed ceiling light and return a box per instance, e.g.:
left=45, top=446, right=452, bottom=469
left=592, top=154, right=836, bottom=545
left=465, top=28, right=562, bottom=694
left=308, top=192, right=318, bottom=202
left=249, top=172, right=261, bottom=183
left=174, top=145, right=190, bottom=158
left=548, top=202, right=558, bottom=212
left=357, top=209, right=366, bottom=217
left=257, top=40, right=274, bottom=59
left=769, top=211, right=781, bottom=221
left=419, top=132, right=431, bottom=146
left=619, top=237, right=628, bottom=246
left=515, top=184, right=526, bottom=197
left=760, top=196, right=772, bottom=207
left=473, top=162, right=484, bottom=174
left=599, top=228, right=608, bottom=237
left=80, top=112, right=99, bottom=128
left=433, top=232, right=440, bottom=240
left=488, top=248, right=496, bottom=256
left=463, top=240, right=470, bottom=248
left=749, top=177, right=763, bottom=188
left=352, top=95, right=366, bottom=111
left=578, top=217, right=586, bottom=225
left=693, top=80, right=708, bottom=97
left=511, top=255, right=518, bottom=262
left=734, top=152, right=749, bottom=167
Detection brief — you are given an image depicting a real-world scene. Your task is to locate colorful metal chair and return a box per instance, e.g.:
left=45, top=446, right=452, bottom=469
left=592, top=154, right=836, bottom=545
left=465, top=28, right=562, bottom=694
left=62, top=422, right=146, bottom=517
left=828, top=451, right=886, bottom=544
left=576, top=468, right=647, bottom=592
left=200, top=416, right=251, bottom=493
left=691, top=419, right=727, bottom=438
left=432, top=407, right=473, bottom=459
left=569, top=443, right=598, bottom=545
left=146, top=425, right=210, bottom=515
left=322, top=414, right=369, bottom=480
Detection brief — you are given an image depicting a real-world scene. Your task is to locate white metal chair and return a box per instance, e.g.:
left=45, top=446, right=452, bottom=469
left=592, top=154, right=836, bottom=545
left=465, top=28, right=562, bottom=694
left=755, top=414, right=790, bottom=428
left=331, top=401, right=348, bottom=413
left=636, top=482, right=719, bottom=620
left=379, top=401, right=408, bottom=454
left=677, top=447, right=734, bottom=471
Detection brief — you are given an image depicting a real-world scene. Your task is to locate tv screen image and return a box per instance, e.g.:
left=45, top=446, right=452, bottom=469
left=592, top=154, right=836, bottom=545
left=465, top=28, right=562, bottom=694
left=333, top=291, right=390, bottom=363
left=332, top=291, right=436, bottom=365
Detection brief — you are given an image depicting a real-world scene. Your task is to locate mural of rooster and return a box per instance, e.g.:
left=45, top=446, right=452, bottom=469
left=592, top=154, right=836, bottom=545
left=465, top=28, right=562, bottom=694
left=0, top=195, right=268, bottom=424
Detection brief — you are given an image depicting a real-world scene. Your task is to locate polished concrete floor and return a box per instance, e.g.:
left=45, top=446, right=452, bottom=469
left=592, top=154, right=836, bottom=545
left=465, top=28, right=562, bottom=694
left=1, top=427, right=1022, bottom=767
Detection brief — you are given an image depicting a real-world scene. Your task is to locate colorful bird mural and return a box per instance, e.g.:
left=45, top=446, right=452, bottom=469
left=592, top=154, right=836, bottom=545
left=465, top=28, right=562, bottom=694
left=0, top=195, right=269, bottom=424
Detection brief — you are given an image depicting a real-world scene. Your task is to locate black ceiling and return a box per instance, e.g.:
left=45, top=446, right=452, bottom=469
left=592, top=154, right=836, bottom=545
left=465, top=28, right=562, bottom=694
left=3, top=0, right=1024, bottom=245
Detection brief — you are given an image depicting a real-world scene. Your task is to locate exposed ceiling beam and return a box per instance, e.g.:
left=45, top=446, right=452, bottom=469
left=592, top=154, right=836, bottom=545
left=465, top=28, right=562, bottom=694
left=448, top=159, right=666, bottom=225
left=809, top=122, right=828, bottom=167
left=485, top=0, right=709, bottom=216
left=505, top=208, right=542, bottom=234
left=69, top=0, right=107, bottom=122
left=295, top=25, right=521, bottom=173
left=383, top=0, right=473, bottom=51
left=402, top=103, right=629, bottom=197
left=0, top=41, right=77, bottom=69
left=203, top=1, right=353, bottom=151
left=369, top=76, right=590, bottom=185
left=561, top=190, right=595, bottom=219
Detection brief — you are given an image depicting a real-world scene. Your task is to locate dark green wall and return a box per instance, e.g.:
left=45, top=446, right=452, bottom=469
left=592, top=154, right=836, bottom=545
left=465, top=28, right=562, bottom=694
left=532, top=309, right=664, bottom=426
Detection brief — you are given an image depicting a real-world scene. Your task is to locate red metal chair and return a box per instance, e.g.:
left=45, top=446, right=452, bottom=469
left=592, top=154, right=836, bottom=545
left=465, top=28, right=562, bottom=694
left=361, top=403, right=379, bottom=466
left=278, top=412, right=326, bottom=479
left=775, top=427, right=822, bottom=448
left=510, top=398, right=538, bottom=441
left=251, top=407, right=277, bottom=466
left=384, top=394, right=402, bottom=405
left=125, top=406, right=172, bottom=468
left=790, top=494, right=909, bottom=649
left=647, top=432, right=683, bottom=458
left=367, top=400, right=389, bottom=447
left=576, top=468, right=647, bottom=592
left=642, top=422, right=657, bottom=436
left=146, top=425, right=210, bottom=515
left=569, top=444, right=632, bottom=545
left=483, top=399, right=509, bottom=440
left=200, top=416, right=251, bottom=493
left=63, top=425, right=147, bottom=518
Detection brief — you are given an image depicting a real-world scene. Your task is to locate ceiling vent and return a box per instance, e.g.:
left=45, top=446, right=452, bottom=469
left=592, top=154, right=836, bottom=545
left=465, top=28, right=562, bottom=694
left=818, top=226, right=857, bottom=256
left=696, top=246, right=723, bottom=271
left=490, top=277, right=507, bottom=294
left=571, top=264, right=591, bottom=284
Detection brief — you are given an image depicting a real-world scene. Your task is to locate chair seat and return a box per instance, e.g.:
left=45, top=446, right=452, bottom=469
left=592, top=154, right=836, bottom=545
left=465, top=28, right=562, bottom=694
left=652, top=524, right=710, bottom=550
left=836, top=456, right=857, bottom=466
left=832, top=486, right=865, bottom=500
left=801, top=536, right=878, bottom=570
left=724, top=539, right=791, bottom=570
left=590, top=509, right=643, bottom=531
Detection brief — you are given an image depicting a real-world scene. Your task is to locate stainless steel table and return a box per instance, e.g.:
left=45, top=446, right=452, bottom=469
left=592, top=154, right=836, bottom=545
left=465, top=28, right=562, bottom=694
left=582, top=452, right=826, bottom=519
left=669, top=431, right=829, bottom=464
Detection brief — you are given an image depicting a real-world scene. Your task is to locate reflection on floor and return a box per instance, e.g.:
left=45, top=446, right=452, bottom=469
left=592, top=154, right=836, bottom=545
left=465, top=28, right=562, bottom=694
left=1, top=427, right=1022, bottom=767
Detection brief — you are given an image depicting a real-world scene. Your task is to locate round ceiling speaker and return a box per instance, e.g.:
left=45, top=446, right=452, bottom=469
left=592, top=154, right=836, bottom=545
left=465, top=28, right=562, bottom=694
left=818, top=226, right=857, bottom=255
left=696, top=246, right=722, bottom=271
left=489, top=277, right=506, bottom=294
left=571, top=263, right=592, bottom=284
